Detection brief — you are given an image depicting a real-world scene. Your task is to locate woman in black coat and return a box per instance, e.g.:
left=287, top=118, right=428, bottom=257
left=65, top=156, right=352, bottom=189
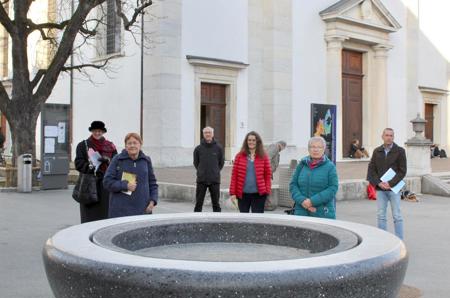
left=75, top=121, right=117, bottom=223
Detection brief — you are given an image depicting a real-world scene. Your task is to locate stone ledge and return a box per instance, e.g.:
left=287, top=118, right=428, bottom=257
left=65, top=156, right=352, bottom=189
left=158, top=177, right=422, bottom=209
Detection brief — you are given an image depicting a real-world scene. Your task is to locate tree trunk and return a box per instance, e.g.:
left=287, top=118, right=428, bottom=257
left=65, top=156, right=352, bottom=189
left=7, top=103, right=40, bottom=166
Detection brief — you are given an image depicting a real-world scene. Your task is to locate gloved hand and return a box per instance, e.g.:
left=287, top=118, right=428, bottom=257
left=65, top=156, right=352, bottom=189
left=97, top=156, right=110, bottom=163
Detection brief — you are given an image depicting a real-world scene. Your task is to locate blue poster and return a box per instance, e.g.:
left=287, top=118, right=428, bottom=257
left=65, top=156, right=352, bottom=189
left=310, top=104, right=337, bottom=164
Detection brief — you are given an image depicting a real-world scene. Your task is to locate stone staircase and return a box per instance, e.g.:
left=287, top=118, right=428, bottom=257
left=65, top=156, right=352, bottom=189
left=421, top=173, right=450, bottom=197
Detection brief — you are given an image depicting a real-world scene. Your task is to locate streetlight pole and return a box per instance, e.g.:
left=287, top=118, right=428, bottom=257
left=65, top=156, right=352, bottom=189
left=140, top=10, right=144, bottom=139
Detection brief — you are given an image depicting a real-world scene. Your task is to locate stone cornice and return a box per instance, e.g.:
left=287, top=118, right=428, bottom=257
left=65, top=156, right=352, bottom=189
left=326, top=16, right=399, bottom=33
left=186, top=55, right=249, bottom=70
left=418, top=86, right=449, bottom=95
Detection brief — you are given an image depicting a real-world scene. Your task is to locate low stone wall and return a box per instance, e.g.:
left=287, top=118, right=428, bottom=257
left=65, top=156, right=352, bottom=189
left=159, top=176, right=422, bottom=210
left=0, top=166, right=41, bottom=187
left=158, top=182, right=279, bottom=210
left=335, top=177, right=421, bottom=202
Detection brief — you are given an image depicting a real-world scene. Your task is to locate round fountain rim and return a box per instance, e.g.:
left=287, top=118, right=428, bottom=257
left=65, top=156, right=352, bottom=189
left=46, top=213, right=406, bottom=273
left=91, top=216, right=359, bottom=259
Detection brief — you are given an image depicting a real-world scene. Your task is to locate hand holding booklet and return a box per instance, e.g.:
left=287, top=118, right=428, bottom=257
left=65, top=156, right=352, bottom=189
left=122, top=172, right=137, bottom=196
left=380, top=168, right=405, bottom=194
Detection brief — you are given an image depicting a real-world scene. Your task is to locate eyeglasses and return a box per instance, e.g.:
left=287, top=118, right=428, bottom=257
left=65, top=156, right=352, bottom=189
left=309, top=146, right=324, bottom=150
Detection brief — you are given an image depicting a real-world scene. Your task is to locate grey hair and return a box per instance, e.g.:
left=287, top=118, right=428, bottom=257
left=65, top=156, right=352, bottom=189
left=382, top=128, right=394, bottom=135
left=202, top=126, right=214, bottom=133
left=277, top=140, right=287, bottom=147
left=308, top=136, right=326, bottom=149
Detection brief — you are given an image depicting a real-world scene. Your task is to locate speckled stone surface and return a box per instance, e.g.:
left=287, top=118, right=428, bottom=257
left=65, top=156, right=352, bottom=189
left=43, top=213, right=408, bottom=298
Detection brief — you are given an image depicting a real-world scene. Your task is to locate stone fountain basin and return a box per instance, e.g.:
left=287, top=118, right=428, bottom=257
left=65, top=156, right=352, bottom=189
left=43, top=213, right=408, bottom=298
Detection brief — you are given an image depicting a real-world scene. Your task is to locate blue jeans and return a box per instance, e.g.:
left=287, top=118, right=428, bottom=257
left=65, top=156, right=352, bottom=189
left=377, top=190, right=404, bottom=239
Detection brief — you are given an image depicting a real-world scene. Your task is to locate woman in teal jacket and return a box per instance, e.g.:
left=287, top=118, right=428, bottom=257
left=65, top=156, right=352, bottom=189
left=289, top=136, right=339, bottom=219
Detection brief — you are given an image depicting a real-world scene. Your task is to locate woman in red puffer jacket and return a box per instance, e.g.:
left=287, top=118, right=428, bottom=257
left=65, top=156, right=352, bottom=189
left=229, top=131, right=271, bottom=213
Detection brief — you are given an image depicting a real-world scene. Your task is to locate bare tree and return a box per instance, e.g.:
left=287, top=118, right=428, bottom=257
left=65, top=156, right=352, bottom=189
left=0, top=0, right=152, bottom=163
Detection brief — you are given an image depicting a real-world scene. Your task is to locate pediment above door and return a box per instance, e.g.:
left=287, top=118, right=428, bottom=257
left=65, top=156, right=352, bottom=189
left=320, top=0, right=401, bottom=34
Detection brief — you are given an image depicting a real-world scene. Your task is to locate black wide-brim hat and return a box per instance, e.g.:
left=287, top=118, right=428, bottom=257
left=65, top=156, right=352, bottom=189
left=89, top=121, right=107, bottom=132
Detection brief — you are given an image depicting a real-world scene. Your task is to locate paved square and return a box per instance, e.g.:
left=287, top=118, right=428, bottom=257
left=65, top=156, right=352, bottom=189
left=1, top=190, right=448, bottom=297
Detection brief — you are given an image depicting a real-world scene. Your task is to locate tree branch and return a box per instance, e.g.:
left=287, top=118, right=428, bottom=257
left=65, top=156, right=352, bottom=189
left=27, top=19, right=97, bottom=36
left=33, top=2, right=97, bottom=103
left=0, top=1, right=13, bottom=34
left=0, top=80, right=11, bottom=116
left=14, top=0, right=33, bottom=22
left=116, top=0, right=152, bottom=31
left=31, top=69, right=46, bottom=89
left=61, top=59, right=110, bottom=72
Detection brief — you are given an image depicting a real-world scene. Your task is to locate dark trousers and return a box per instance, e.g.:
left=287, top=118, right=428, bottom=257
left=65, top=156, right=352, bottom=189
left=238, top=193, right=267, bottom=213
left=194, top=183, right=221, bottom=212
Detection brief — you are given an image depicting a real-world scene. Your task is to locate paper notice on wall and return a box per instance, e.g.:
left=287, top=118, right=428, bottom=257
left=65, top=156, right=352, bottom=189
left=44, top=126, right=58, bottom=137
left=44, top=137, right=55, bottom=154
left=57, top=122, right=66, bottom=143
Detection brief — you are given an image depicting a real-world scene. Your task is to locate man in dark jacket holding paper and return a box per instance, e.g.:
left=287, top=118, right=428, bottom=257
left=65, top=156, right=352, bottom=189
left=193, top=126, right=224, bottom=212
left=367, top=128, right=407, bottom=239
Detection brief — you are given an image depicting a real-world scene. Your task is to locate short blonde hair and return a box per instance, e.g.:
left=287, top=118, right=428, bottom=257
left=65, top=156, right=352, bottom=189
left=124, top=133, right=143, bottom=145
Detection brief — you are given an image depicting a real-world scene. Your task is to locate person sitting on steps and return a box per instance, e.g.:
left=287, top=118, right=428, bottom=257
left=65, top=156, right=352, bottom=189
left=349, top=138, right=369, bottom=159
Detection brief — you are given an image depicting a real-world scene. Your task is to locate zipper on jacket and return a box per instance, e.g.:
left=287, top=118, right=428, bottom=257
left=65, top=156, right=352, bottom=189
left=134, top=161, right=136, bottom=168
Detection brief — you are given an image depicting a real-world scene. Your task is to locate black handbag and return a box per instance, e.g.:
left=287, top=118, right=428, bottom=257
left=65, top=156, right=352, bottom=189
left=72, top=172, right=98, bottom=204
left=72, top=140, right=98, bottom=205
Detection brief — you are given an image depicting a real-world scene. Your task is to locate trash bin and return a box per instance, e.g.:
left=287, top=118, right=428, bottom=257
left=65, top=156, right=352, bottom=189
left=17, top=154, right=32, bottom=192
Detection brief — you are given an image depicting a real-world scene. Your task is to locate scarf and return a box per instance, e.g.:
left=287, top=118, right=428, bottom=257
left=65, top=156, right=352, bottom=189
left=88, top=136, right=116, bottom=172
left=308, top=156, right=325, bottom=170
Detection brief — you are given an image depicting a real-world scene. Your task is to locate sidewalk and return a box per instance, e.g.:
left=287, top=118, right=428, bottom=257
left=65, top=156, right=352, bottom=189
left=1, top=189, right=450, bottom=297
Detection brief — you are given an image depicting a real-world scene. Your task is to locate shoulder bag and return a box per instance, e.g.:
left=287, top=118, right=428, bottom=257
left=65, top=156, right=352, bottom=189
left=72, top=140, right=98, bottom=204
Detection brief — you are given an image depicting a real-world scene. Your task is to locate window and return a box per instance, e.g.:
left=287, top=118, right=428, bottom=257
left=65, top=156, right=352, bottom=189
left=0, top=2, right=9, bottom=77
left=97, top=0, right=121, bottom=57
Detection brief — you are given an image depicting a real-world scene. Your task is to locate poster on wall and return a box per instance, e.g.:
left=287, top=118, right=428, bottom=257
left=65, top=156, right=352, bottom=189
left=310, top=104, right=337, bottom=164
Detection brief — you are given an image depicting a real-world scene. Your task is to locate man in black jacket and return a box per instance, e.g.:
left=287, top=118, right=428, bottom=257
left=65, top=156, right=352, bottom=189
left=193, top=127, right=224, bottom=212
left=367, top=128, right=407, bottom=239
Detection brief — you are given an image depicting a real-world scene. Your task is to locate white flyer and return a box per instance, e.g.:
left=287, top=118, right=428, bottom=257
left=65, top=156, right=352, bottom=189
left=44, top=126, right=58, bottom=137
left=380, top=168, right=396, bottom=182
left=57, top=122, right=66, bottom=143
left=44, top=138, right=55, bottom=153
left=88, top=148, right=102, bottom=171
left=390, top=180, right=405, bottom=194
left=380, top=167, right=405, bottom=194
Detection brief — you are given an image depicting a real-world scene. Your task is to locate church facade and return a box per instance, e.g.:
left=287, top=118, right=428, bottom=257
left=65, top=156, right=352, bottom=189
left=15, top=0, right=450, bottom=166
